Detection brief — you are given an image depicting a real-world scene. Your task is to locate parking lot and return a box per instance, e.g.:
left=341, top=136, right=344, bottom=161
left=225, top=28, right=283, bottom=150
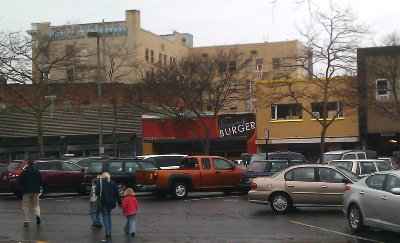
left=0, top=192, right=399, bottom=242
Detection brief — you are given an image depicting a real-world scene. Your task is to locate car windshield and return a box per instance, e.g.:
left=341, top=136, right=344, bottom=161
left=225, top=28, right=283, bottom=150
left=337, top=167, right=360, bottom=182
left=140, top=161, right=159, bottom=170
left=7, top=161, right=22, bottom=171
left=323, top=154, right=342, bottom=162
left=87, top=162, right=103, bottom=173
left=246, top=161, right=267, bottom=172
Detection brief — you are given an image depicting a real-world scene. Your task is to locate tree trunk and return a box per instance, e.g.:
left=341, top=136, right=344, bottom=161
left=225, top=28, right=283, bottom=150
left=319, top=125, right=328, bottom=163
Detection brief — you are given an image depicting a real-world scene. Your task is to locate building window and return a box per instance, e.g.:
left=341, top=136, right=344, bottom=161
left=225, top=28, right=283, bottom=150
left=271, top=104, right=302, bottom=120
left=161, top=44, right=165, bottom=51
left=204, top=101, right=213, bottom=112
left=272, top=58, right=281, bottom=69
left=311, top=102, right=344, bottom=119
left=376, top=79, right=389, bottom=101
left=283, top=57, right=292, bottom=67
left=159, top=53, right=162, bottom=64
left=250, top=50, right=258, bottom=55
left=245, top=59, right=252, bottom=71
left=255, top=59, right=263, bottom=71
left=170, top=57, right=175, bottom=64
left=145, top=48, right=149, bottom=62
left=245, top=80, right=253, bottom=91
left=150, top=50, right=154, bottom=63
left=245, top=99, right=253, bottom=111
left=201, top=53, right=208, bottom=58
left=164, top=55, right=167, bottom=66
left=229, top=99, right=238, bottom=110
left=67, top=68, right=74, bottom=81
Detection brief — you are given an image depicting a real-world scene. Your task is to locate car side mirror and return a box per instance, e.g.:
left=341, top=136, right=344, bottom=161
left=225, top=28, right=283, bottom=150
left=391, top=188, right=400, bottom=195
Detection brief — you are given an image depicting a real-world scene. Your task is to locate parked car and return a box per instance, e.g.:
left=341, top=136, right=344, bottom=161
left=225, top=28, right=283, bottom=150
left=0, top=163, right=7, bottom=173
left=238, top=159, right=309, bottom=193
left=328, top=159, right=394, bottom=177
left=68, top=156, right=102, bottom=170
left=343, top=170, right=400, bottom=233
left=0, top=159, right=86, bottom=198
left=137, top=154, right=187, bottom=169
left=248, top=164, right=360, bottom=213
left=83, top=158, right=160, bottom=196
left=323, top=150, right=377, bottom=163
left=250, top=151, right=309, bottom=164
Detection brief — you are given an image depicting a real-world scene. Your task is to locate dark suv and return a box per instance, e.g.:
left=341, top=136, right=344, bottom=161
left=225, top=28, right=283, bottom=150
left=239, top=159, right=310, bottom=193
left=0, top=159, right=86, bottom=198
left=83, top=158, right=160, bottom=196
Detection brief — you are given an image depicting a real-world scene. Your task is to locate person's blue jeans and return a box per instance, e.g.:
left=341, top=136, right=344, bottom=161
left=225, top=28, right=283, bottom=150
left=90, top=210, right=102, bottom=225
left=101, top=206, right=112, bottom=235
left=124, top=215, right=136, bottom=235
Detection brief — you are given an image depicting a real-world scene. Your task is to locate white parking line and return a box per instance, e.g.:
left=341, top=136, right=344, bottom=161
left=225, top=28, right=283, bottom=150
left=289, top=220, right=383, bottom=243
left=185, top=195, right=242, bottom=202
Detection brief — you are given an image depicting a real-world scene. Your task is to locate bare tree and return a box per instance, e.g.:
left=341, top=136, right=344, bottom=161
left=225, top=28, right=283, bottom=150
left=134, top=47, right=250, bottom=155
left=258, top=3, right=367, bottom=162
left=0, top=29, right=80, bottom=157
left=103, top=42, right=138, bottom=155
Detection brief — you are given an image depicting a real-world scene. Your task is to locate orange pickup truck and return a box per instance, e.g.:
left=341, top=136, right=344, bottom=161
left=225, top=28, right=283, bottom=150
left=135, top=155, right=245, bottom=199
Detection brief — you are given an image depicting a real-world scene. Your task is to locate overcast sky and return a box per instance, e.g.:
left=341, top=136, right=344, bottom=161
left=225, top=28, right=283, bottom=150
left=1, top=0, right=399, bottom=47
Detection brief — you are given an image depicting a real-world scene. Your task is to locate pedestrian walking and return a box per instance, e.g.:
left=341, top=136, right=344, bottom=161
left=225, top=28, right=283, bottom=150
left=89, top=177, right=102, bottom=229
left=121, top=188, right=138, bottom=238
left=19, top=159, right=43, bottom=227
left=95, top=172, right=122, bottom=239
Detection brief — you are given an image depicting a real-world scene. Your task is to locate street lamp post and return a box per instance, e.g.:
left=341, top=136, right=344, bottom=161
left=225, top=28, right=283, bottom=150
left=87, top=31, right=103, bottom=155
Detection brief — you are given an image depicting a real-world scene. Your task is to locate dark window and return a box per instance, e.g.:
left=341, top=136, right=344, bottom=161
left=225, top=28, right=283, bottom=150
left=342, top=154, right=356, bottom=160
left=61, top=162, right=81, bottom=171
left=272, top=58, right=281, bottom=69
left=67, top=68, right=74, bottom=81
left=246, top=161, right=267, bottom=173
left=37, top=162, right=61, bottom=171
left=286, top=167, right=315, bottom=182
left=376, top=161, right=393, bottom=171
left=250, top=50, right=258, bottom=55
left=271, top=104, right=302, bottom=120
left=318, top=168, right=345, bottom=183
left=145, top=48, right=149, bottom=62
left=7, top=161, right=22, bottom=171
left=360, top=162, right=377, bottom=174
left=87, top=162, right=103, bottom=173
left=125, top=161, right=140, bottom=173
left=330, top=161, right=353, bottom=171
left=201, top=158, right=211, bottom=170
left=386, top=175, right=400, bottom=192
left=108, top=162, right=123, bottom=172
left=150, top=50, right=154, bottom=63
left=270, top=162, right=289, bottom=173
left=366, top=174, right=386, bottom=190
left=311, top=102, right=344, bottom=119
left=140, top=161, right=158, bottom=170
left=213, top=158, right=234, bottom=170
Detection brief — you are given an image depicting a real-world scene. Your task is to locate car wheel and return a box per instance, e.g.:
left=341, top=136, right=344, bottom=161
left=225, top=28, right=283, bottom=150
left=117, top=183, right=127, bottom=197
left=270, top=192, right=292, bottom=213
left=348, top=204, right=364, bottom=233
left=172, top=182, right=188, bottom=199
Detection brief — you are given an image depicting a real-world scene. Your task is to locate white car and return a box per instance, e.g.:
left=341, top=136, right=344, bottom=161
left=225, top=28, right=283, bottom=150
left=328, top=159, right=394, bottom=177
left=342, top=170, right=400, bottom=233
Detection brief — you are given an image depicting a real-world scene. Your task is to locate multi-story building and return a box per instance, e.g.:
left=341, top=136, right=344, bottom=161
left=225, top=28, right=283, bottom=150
left=358, top=46, right=400, bottom=157
left=27, top=10, right=310, bottom=113
left=254, top=77, right=360, bottom=160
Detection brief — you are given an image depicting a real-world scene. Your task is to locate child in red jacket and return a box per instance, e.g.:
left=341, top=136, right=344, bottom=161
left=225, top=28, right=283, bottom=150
left=122, top=188, right=138, bottom=238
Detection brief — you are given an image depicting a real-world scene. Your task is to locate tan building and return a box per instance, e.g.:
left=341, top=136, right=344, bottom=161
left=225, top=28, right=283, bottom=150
left=255, top=78, right=360, bottom=160
left=27, top=10, right=310, bottom=113
left=357, top=46, right=400, bottom=157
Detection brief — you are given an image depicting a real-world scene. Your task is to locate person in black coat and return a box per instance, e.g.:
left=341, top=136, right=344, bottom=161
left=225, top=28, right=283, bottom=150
left=19, top=159, right=43, bottom=227
left=95, top=172, right=122, bottom=239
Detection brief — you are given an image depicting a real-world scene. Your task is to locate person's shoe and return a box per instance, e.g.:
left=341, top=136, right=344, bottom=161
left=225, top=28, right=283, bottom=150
left=24, top=222, right=28, bottom=227
left=95, top=223, right=103, bottom=228
left=105, top=234, right=112, bottom=238
left=91, top=224, right=96, bottom=229
left=130, top=232, right=135, bottom=238
left=36, top=216, right=41, bottom=225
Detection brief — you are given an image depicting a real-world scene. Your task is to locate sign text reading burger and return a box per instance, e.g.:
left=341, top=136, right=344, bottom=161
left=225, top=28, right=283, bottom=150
left=218, top=113, right=255, bottom=139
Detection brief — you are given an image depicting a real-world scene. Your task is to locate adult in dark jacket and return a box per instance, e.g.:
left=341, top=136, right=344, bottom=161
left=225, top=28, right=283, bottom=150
left=95, top=172, right=122, bottom=239
left=19, top=159, right=43, bottom=227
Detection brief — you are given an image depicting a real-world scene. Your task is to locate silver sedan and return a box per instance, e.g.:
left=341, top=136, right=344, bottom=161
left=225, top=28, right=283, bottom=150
left=343, top=170, right=400, bottom=233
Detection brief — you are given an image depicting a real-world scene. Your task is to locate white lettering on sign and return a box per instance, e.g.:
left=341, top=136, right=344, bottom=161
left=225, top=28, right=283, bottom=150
left=219, top=121, right=256, bottom=137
